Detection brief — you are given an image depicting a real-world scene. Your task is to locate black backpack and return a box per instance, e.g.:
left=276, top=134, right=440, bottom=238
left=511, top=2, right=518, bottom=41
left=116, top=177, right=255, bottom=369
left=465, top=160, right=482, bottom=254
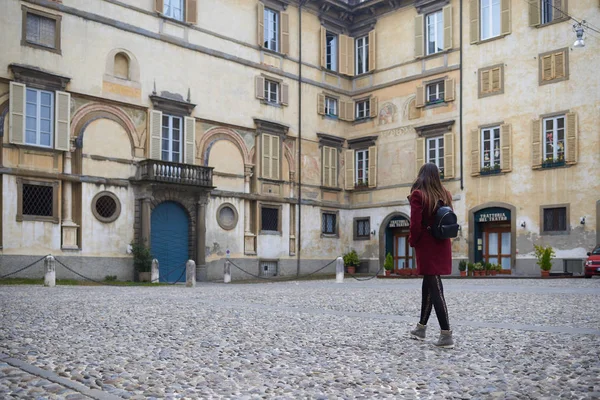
left=429, top=200, right=460, bottom=240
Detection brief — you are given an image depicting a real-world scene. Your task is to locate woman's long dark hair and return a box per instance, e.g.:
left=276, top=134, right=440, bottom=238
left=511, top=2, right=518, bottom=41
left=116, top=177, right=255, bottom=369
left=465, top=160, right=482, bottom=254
left=410, top=163, right=452, bottom=214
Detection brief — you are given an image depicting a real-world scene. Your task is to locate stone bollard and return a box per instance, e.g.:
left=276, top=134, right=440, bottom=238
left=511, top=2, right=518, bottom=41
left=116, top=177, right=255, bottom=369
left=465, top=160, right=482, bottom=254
left=224, top=260, right=231, bottom=283
left=186, top=260, right=196, bottom=287
left=336, top=256, right=344, bottom=283
left=44, top=255, right=56, bottom=287
left=151, top=259, right=159, bottom=283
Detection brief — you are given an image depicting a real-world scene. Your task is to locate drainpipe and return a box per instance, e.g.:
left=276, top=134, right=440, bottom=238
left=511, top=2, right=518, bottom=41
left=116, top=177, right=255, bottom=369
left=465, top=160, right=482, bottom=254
left=459, top=0, right=464, bottom=191
left=296, top=1, right=305, bottom=276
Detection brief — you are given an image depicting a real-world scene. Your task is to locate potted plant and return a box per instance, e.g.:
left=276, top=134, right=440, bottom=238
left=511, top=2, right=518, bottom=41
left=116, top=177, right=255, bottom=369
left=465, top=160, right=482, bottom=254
left=343, top=250, right=360, bottom=275
left=384, top=253, right=394, bottom=276
left=131, top=242, right=153, bottom=282
left=490, top=263, right=498, bottom=276
left=484, top=262, right=492, bottom=276
left=467, top=262, right=475, bottom=277
left=459, top=260, right=467, bottom=277
left=474, top=262, right=483, bottom=276
left=534, top=244, right=555, bottom=278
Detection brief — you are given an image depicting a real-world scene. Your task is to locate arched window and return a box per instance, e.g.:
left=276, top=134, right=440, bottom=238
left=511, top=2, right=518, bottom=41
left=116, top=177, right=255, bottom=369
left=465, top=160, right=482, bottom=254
left=114, top=53, right=129, bottom=80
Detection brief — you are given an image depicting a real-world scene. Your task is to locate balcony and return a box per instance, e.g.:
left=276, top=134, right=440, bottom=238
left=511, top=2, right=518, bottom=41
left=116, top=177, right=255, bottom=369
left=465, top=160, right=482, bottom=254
left=137, top=159, right=213, bottom=188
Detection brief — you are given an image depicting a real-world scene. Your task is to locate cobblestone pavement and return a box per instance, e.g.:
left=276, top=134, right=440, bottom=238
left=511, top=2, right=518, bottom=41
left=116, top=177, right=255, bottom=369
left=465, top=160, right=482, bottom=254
left=1, top=278, right=599, bottom=399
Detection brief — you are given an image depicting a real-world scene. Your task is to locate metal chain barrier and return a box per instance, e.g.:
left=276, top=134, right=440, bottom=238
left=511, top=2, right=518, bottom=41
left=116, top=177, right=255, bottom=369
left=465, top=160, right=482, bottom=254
left=228, top=258, right=345, bottom=282
left=346, top=266, right=383, bottom=281
left=150, top=261, right=187, bottom=284
left=0, top=255, right=50, bottom=279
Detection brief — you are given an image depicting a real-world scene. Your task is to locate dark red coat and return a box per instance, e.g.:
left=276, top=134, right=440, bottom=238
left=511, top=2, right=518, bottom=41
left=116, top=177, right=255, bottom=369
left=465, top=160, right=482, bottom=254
left=408, top=190, right=452, bottom=276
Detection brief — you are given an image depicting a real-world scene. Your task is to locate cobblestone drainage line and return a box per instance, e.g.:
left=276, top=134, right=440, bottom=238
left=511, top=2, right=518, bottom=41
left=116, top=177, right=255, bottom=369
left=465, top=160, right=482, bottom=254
left=0, top=353, right=120, bottom=400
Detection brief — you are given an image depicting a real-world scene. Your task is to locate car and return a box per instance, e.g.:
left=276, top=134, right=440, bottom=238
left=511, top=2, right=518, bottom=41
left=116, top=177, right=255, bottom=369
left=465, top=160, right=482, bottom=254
left=584, top=245, right=600, bottom=278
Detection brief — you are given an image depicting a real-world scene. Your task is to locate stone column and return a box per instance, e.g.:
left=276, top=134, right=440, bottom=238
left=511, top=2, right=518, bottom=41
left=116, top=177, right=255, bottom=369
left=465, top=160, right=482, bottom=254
left=141, top=198, right=151, bottom=247
left=61, top=151, right=79, bottom=250
left=243, top=165, right=256, bottom=255
left=195, top=195, right=208, bottom=281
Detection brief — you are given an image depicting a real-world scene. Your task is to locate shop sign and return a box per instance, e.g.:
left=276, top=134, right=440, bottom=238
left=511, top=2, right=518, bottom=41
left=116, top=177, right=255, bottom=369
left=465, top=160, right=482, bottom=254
left=388, top=219, right=409, bottom=228
left=477, top=212, right=509, bottom=223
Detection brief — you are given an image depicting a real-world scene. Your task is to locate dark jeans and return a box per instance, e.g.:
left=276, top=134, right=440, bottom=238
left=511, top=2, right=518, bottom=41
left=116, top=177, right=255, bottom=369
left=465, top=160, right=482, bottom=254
left=419, top=275, right=450, bottom=331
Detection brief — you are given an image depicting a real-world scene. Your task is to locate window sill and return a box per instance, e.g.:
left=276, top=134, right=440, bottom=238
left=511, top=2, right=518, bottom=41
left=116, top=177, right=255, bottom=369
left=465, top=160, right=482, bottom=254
left=258, top=177, right=285, bottom=184
left=540, top=230, right=570, bottom=236
left=541, top=160, right=566, bottom=169
left=259, top=231, right=282, bottom=236
left=418, top=49, right=451, bottom=61
left=17, top=215, right=59, bottom=224
left=539, top=76, right=569, bottom=86
left=353, top=236, right=370, bottom=241
left=533, top=17, right=569, bottom=29
left=21, top=40, right=61, bottom=55
left=478, top=89, right=504, bottom=99
left=261, top=100, right=283, bottom=108
left=5, top=143, right=61, bottom=153
left=320, top=186, right=342, bottom=192
left=157, top=13, right=192, bottom=27
left=353, top=70, right=374, bottom=79
left=351, top=185, right=372, bottom=192
left=324, top=114, right=338, bottom=120
left=424, top=100, right=447, bottom=109
left=479, top=168, right=502, bottom=176
left=473, top=34, right=510, bottom=45
left=260, top=47, right=286, bottom=59
left=320, top=233, right=339, bottom=238
left=353, top=117, right=372, bottom=125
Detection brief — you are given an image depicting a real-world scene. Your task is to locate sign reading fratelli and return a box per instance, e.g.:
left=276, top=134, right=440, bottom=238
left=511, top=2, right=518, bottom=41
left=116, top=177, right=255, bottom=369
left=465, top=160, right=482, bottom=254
left=477, top=212, right=509, bottom=223
left=388, top=218, right=410, bottom=228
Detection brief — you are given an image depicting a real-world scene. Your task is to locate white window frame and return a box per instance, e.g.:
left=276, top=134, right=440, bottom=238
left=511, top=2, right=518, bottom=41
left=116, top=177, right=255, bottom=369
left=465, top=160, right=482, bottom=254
left=543, top=115, right=566, bottom=162
left=426, top=10, right=444, bottom=55
left=264, top=79, right=279, bottom=104
left=541, top=0, right=553, bottom=24
left=480, top=0, right=501, bottom=40
left=264, top=7, right=279, bottom=52
left=355, top=35, right=369, bottom=75
left=426, top=136, right=445, bottom=174
left=355, top=100, right=370, bottom=120
left=355, top=149, right=369, bottom=186
left=481, top=126, right=501, bottom=168
left=25, top=88, right=54, bottom=148
left=163, top=0, right=184, bottom=21
left=326, top=31, right=338, bottom=71
left=161, top=114, right=183, bottom=163
left=426, top=81, right=445, bottom=104
left=325, top=97, right=337, bottom=117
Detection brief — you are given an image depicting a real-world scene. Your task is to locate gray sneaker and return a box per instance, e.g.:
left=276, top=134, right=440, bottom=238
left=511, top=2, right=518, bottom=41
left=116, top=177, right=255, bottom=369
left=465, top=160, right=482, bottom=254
left=410, top=323, right=427, bottom=341
left=434, top=329, right=454, bottom=349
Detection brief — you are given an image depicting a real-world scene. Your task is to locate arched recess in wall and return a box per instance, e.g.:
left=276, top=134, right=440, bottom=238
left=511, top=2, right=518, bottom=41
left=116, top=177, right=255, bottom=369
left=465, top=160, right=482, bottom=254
left=405, top=95, right=421, bottom=121
left=378, top=211, right=411, bottom=268
left=104, top=48, right=140, bottom=82
left=199, top=127, right=251, bottom=170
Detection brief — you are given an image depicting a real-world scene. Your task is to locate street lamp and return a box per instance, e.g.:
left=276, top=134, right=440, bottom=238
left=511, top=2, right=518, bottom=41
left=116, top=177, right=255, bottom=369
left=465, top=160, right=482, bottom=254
left=573, top=22, right=585, bottom=48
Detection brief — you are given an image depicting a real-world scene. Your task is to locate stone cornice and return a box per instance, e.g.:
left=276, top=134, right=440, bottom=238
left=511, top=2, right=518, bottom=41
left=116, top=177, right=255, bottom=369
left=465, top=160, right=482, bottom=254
left=415, top=120, right=455, bottom=137
left=317, top=133, right=345, bottom=148
left=9, top=64, right=71, bottom=91
left=253, top=118, right=290, bottom=136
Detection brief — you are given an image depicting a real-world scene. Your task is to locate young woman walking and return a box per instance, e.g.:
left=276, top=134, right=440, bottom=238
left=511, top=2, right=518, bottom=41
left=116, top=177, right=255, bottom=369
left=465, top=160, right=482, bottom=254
left=408, top=163, right=454, bottom=349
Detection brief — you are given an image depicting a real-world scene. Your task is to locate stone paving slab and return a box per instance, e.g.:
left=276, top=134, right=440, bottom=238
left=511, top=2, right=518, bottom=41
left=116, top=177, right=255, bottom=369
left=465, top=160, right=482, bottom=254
left=1, top=278, right=599, bottom=399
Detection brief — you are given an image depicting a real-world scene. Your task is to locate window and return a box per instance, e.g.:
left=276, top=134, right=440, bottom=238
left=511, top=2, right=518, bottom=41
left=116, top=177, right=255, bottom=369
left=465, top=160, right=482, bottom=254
left=261, top=206, right=279, bottom=232
left=479, top=65, right=503, bottom=97
left=480, top=0, right=501, bottom=40
left=260, top=260, right=278, bottom=277
left=23, top=9, right=60, bottom=52
left=543, top=115, right=565, bottom=163
left=25, top=88, right=54, bottom=148
left=354, top=218, right=370, bottom=240
left=540, top=49, right=568, bottom=84
left=161, top=114, right=182, bottom=162
left=322, top=146, right=338, bottom=187
left=264, top=79, right=279, bottom=103
left=426, top=11, right=443, bottom=55
left=481, top=126, right=501, bottom=169
left=326, top=32, right=338, bottom=71
left=426, top=81, right=445, bottom=105
left=92, top=191, right=121, bottom=223
left=16, top=178, right=59, bottom=223
left=543, top=207, right=567, bottom=232
left=325, top=97, right=337, bottom=117
left=264, top=7, right=279, bottom=51
left=217, top=203, right=239, bottom=231
left=321, top=212, right=337, bottom=235
left=541, top=0, right=553, bottom=24
left=164, top=0, right=184, bottom=21
left=355, top=149, right=369, bottom=186
left=355, top=35, right=369, bottom=75
left=426, top=136, right=444, bottom=175
left=356, top=100, right=370, bottom=120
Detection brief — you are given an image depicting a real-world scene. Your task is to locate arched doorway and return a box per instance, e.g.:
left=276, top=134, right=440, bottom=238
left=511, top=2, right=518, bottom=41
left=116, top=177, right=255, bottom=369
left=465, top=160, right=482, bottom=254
left=379, top=212, right=414, bottom=274
left=151, top=201, right=189, bottom=282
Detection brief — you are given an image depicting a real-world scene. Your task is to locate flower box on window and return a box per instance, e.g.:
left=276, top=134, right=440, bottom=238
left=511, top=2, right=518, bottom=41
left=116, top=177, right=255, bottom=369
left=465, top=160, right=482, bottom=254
left=426, top=98, right=444, bottom=106
left=355, top=180, right=369, bottom=188
left=542, top=157, right=565, bottom=169
left=480, top=165, right=501, bottom=176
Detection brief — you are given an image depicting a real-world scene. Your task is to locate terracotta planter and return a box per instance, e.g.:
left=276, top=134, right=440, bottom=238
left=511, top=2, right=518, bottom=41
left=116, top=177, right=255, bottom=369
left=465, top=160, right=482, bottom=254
left=491, top=270, right=497, bottom=276
left=460, top=271, right=466, bottom=277
left=138, top=271, right=151, bottom=282
left=385, top=270, right=391, bottom=276
left=541, top=270, right=550, bottom=278
left=346, top=266, right=356, bottom=275
left=410, top=269, right=418, bottom=276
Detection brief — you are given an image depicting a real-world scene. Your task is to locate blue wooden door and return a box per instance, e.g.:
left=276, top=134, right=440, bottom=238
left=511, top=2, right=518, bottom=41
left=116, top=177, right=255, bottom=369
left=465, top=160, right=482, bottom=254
left=151, top=201, right=189, bottom=283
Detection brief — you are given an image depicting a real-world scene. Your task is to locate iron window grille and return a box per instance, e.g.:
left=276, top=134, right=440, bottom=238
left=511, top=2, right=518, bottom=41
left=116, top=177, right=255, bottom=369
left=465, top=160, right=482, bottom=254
left=260, top=260, right=278, bottom=277
left=543, top=207, right=567, bottom=232
left=322, top=213, right=337, bottom=235
left=23, top=184, right=53, bottom=217
left=356, top=218, right=370, bottom=239
left=261, top=207, right=279, bottom=232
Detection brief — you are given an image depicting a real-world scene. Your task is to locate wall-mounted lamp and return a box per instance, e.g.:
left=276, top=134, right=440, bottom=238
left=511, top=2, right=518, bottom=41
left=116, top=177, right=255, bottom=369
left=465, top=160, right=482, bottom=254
left=371, top=229, right=376, bottom=236
left=580, top=217, right=586, bottom=225
left=520, top=221, right=526, bottom=228
left=573, top=22, right=586, bottom=48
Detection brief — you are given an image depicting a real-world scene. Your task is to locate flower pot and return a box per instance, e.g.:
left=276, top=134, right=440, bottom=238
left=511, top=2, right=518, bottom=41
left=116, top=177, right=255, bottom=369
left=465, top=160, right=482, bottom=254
left=410, top=269, right=418, bottom=276
left=541, top=270, right=550, bottom=278
left=460, top=271, right=466, bottom=277
left=346, top=266, right=356, bottom=275
left=385, top=270, right=391, bottom=276
left=491, top=270, right=497, bottom=276
left=138, top=271, right=151, bottom=282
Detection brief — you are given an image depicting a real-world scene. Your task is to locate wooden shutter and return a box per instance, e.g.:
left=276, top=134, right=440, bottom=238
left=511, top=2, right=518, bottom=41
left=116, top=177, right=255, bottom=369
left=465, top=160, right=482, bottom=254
left=471, top=129, right=480, bottom=176
left=368, top=145, right=377, bottom=188
left=491, top=67, right=501, bottom=91
left=339, top=100, right=347, bottom=120
left=262, top=134, right=271, bottom=178
left=184, top=116, right=195, bottom=164
left=555, top=0, right=566, bottom=19
left=416, top=137, right=425, bottom=176
left=55, top=91, right=70, bottom=151
left=257, top=2, right=265, bottom=47
left=566, top=113, right=578, bottom=164
left=443, top=132, right=454, bottom=179
left=369, top=96, right=378, bottom=118
left=9, top=82, right=25, bottom=145
left=255, top=76, right=265, bottom=99
left=320, top=27, right=326, bottom=68
left=368, top=30, right=376, bottom=71
left=529, top=0, right=540, bottom=26
left=443, top=5, right=453, bottom=50
left=347, top=36, right=355, bottom=76
left=332, top=148, right=338, bottom=187
left=531, top=119, right=541, bottom=168
left=542, top=55, right=553, bottom=81
left=280, top=12, right=290, bottom=55
left=501, top=0, right=511, bottom=35
left=470, top=0, right=479, bottom=44
left=444, top=79, right=455, bottom=102
left=280, top=83, right=289, bottom=106
left=339, top=34, right=348, bottom=75
left=344, top=150, right=354, bottom=190
left=149, top=110, right=162, bottom=160
left=347, top=101, right=355, bottom=121
left=416, top=86, right=425, bottom=108
left=185, top=0, right=197, bottom=24
left=155, top=0, right=164, bottom=13
left=322, top=147, right=330, bottom=186
left=317, top=94, right=326, bottom=115
left=554, top=51, right=565, bottom=79
left=271, top=134, right=280, bottom=179
left=415, top=14, right=424, bottom=58
left=500, top=124, right=512, bottom=172
left=480, top=70, right=491, bottom=94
